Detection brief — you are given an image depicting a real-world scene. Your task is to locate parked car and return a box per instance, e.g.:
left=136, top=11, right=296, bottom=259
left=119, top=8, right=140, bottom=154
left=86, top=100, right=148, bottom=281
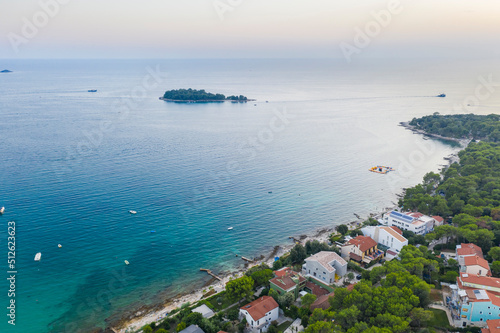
left=356, top=274, right=362, bottom=280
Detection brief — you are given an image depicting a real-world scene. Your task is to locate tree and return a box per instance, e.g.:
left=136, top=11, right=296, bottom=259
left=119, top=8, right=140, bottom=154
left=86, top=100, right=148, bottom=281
left=290, top=244, right=307, bottom=263
left=336, top=224, right=349, bottom=236
left=156, top=329, right=168, bottom=333
left=176, top=322, right=186, bottom=332
left=447, top=258, right=459, bottom=270
left=301, top=293, right=317, bottom=309
left=334, top=305, right=360, bottom=329
left=346, top=272, right=355, bottom=284
left=491, top=261, right=500, bottom=277
left=250, top=269, right=274, bottom=287
left=143, top=325, right=153, bottom=333
left=278, top=292, right=295, bottom=308
left=226, top=276, right=254, bottom=303
left=489, top=247, right=500, bottom=261
left=305, top=320, right=340, bottom=333
left=409, top=307, right=433, bottom=328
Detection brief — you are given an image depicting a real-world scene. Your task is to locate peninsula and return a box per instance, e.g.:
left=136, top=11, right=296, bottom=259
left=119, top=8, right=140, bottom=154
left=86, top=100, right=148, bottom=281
left=1, top=69, right=12, bottom=73
left=160, top=88, right=253, bottom=103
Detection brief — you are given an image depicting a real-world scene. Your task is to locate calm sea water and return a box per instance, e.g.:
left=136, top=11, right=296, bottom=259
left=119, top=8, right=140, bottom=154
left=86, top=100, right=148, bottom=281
left=0, top=58, right=499, bottom=332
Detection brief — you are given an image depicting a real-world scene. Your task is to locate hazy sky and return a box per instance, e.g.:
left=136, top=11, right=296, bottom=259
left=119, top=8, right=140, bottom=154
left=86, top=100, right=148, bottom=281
left=1, top=0, right=500, bottom=59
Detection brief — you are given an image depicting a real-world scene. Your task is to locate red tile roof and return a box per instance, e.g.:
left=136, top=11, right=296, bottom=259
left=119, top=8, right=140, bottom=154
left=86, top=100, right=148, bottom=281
left=270, top=273, right=305, bottom=291
left=407, top=212, right=423, bottom=218
left=486, top=319, right=500, bottom=333
left=457, top=243, right=484, bottom=258
left=390, top=226, right=403, bottom=235
left=311, top=291, right=335, bottom=311
left=240, top=296, right=278, bottom=321
left=273, top=267, right=292, bottom=278
left=380, top=226, right=407, bottom=243
left=348, top=236, right=377, bottom=252
left=349, top=252, right=362, bottom=262
left=432, top=216, right=444, bottom=223
left=464, top=256, right=491, bottom=271
left=305, top=281, right=330, bottom=297
left=458, top=273, right=500, bottom=289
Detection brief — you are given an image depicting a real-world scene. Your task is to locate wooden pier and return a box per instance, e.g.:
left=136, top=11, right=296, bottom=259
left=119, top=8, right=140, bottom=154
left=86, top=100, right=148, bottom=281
left=200, top=268, right=222, bottom=281
left=241, top=256, right=253, bottom=262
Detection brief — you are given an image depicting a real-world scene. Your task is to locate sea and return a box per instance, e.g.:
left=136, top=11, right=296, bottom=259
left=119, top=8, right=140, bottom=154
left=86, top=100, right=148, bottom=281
left=1, top=58, right=499, bottom=333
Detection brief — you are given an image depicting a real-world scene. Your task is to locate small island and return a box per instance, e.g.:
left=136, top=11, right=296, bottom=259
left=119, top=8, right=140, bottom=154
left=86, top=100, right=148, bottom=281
left=1, top=69, right=12, bottom=73
left=160, top=88, right=253, bottom=103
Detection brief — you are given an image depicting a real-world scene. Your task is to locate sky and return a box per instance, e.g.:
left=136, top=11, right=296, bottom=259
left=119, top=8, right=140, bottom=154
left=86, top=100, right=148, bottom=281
left=1, top=0, right=500, bottom=59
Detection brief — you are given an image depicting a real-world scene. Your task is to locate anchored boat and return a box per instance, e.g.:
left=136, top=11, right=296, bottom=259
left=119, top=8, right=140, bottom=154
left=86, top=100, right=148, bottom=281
left=369, top=166, right=395, bottom=174
left=34, top=252, right=42, bottom=261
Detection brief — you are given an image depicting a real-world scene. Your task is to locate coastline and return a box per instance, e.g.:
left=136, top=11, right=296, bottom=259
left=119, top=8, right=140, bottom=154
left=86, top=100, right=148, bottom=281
left=113, top=210, right=395, bottom=333
left=112, top=127, right=469, bottom=333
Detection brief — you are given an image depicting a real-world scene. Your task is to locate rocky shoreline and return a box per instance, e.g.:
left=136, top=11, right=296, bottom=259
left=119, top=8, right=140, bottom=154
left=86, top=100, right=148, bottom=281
left=399, top=121, right=472, bottom=148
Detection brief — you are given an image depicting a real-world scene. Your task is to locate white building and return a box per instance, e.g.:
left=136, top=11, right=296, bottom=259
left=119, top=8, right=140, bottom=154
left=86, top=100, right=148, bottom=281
left=361, top=226, right=408, bottom=252
left=239, top=296, right=279, bottom=333
left=382, top=211, right=437, bottom=235
left=302, top=251, right=347, bottom=285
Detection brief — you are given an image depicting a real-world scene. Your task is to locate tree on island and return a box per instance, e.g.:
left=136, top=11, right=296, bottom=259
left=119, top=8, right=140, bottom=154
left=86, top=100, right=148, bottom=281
left=162, top=88, right=248, bottom=101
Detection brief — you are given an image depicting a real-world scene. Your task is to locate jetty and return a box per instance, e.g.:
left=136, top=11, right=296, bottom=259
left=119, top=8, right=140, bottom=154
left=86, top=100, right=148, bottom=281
left=241, top=256, right=253, bottom=262
left=200, top=268, right=222, bottom=281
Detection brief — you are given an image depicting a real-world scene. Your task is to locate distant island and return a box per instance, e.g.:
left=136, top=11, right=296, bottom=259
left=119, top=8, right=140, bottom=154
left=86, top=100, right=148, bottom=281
left=160, top=88, right=253, bottom=102
left=1, top=69, right=12, bottom=73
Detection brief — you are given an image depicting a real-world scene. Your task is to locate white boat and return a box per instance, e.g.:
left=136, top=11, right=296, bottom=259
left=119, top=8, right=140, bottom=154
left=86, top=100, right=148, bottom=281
left=0, top=206, right=4, bottom=214
left=129, top=210, right=137, bottom=214
left=124, top=260, right=130, bottom=265
left=58, top=244, right=62, bottom=248
left=228, top=227, right=233, bottom=230
left=34, top=252, right=42, bottom=261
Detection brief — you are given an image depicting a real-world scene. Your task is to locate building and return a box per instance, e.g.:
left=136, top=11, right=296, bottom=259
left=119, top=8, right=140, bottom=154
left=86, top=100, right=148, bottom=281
left=179, top=325, right=205, bottom=333
left=239, top=296, right=279, bottom=333
left=192, top=304, right=215, bottom=318
left=382, top=211, right=438, bottom=235
left=483, top=319, right=500, bottom=333
left=301, top=251, right=347, bottom=286
left=457, top=243, right=484, bottom=266
left=361, top=226, right=408, bottom=252
left=341, top=235, right=383, bottom=264
left=461, top=256, right=491, bottom=277
left=269, top=269, right=306, bottom=299
left=433, top=215, right=445, bottom=227
left=457, top=273, right=500, bottom=294
left=459, top=289, right=500, bottom=324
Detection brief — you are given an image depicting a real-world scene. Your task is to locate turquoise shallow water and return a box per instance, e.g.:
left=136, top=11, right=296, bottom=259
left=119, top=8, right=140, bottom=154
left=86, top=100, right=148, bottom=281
left=0, top=58, right=499, bottom=332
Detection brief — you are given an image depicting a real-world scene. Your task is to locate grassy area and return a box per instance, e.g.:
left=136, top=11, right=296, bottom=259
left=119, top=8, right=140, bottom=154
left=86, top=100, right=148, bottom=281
left=276, top=320, right=292, bottom=332
left=428, top=308, right=451, bottom=330
left=204, top=291, right=235, bottom=312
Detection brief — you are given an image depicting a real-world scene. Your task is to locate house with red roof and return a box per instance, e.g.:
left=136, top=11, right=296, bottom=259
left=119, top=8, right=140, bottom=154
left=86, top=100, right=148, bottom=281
left=457, top=243, right=484, bottom=266
left=462, top=256, right=492, bottom=277
left=483, top=319, right=500, bottom=333
left=459, top=288, right=500, bottom=324
left=341, top=235, right=383, bottom=264
left=269, top=269, right=306, bottom=299
left=239, top=296, right=279, bottom=333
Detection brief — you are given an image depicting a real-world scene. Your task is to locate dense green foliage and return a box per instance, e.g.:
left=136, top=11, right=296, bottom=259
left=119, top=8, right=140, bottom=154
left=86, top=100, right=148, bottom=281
left=409, top=113, right=500, bottom=141
left=225, top=276, right=254, bottom=302
left=162, top=88, right=248, bottom=101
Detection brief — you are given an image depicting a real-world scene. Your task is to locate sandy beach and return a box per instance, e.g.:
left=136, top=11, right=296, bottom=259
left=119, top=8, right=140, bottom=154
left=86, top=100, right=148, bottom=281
left=116, top=226, right=336, bottom=332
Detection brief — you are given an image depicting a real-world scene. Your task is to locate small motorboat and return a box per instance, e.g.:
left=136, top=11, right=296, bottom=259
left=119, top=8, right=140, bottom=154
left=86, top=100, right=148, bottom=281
left=34, top=252, right=42, bottom=261
left=150, top=230, right=156, bottom=233
left=88, top=89, right=97, bottom=92
left=129, top=210, right=137, bottom=214
left=436, top=93, right=446, bottom=98
left=228, top=227, right=233, bottom=231
left=0, top=206, right=4, bottom=214
left=58, top=244, right=62, bottom=248
left=124, top=260, right=130, bottom=265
